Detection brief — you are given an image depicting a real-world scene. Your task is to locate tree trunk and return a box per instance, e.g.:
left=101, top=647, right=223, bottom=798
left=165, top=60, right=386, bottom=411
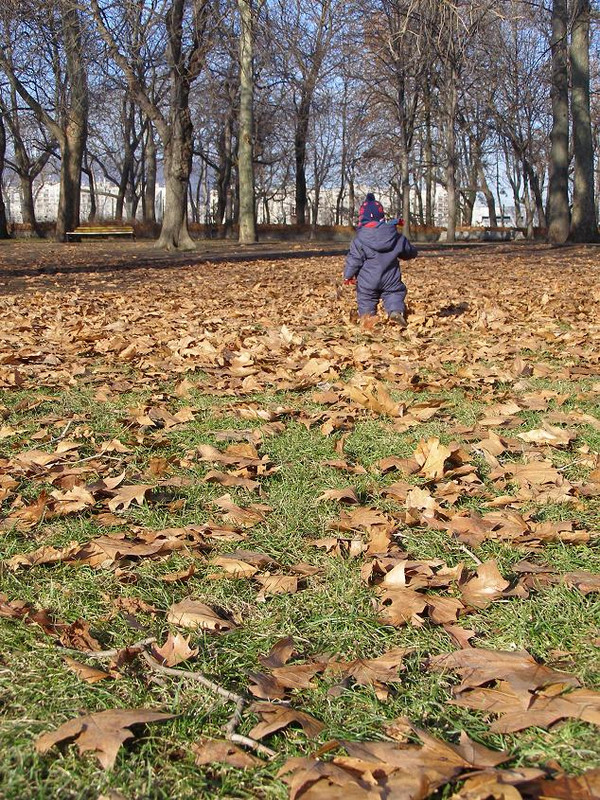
left=478, top=163, right=497, bottom=226
left=56, top=123, right=87, bottom=241
left=569, top=0, right=597, bottom=241
left=524, top=158, right=547, bottom=228
left=216, top=116, right=233, bottom=227
left=55, top=4, right=88, bottom=241
left=19, top=174, right=38, bottom=230
left=84, top=154, right=97, bottom=221
left=547, top=0, right=570, bottom=244
left=294, top=95, right=311, bottom=226
left=0, top=114, right=10, bottom=238
left=445, top=74, right=458, bottom=242
left=400, top=149, right=411, bottom=239
left=424, top=78, right=434, bottom=226
left=237, top=0, right=257, bottom=244
left=144, top=122, right=157, bottom=224
left=155, top=118, right=195, bottom=250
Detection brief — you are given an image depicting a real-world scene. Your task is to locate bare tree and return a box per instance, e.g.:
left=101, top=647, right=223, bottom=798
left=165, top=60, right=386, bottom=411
left=0, top=89, right=56, bottom=235
left=91, top=0, right=213, bottom=250
left=0, top=0, right=89, bottom=241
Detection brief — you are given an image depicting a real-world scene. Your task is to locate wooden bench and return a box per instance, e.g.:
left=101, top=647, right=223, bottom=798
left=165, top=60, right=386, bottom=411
left=66, top=225, right=136, bottom=241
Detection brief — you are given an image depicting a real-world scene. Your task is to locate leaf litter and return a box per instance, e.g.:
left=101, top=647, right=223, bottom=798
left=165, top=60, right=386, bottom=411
left=0, top=247, right=599, bottom=793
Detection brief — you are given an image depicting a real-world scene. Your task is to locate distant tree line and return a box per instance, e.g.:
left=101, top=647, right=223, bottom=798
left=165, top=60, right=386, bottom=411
left=0, top=0, right=598, bottom=249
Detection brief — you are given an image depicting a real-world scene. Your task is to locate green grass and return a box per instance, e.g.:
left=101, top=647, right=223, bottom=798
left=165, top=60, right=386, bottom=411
left=1, top=371, right=599, bottom=799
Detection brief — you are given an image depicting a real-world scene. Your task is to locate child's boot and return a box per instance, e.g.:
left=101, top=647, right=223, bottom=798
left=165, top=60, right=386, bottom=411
left=388, top=311, right=407, bottom=328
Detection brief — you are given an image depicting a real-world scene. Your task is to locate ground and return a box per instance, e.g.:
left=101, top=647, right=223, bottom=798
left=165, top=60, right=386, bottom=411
left=0, top=240, right=599, bottom=799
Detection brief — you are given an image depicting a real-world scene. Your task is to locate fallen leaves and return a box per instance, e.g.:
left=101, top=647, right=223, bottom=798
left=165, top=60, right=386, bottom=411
left=36, top=708, right=174, bottom=769
left=2, top=246, right=599, bottom=794
left=166, top=598, right=236, bottom=633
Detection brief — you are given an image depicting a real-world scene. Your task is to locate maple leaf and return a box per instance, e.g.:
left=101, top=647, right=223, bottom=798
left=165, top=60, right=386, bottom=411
left=414, top=437, right=452, bottom=481
left=255, top=575, right=299, bottom=601
left=36, top=708, right=174, bottom=769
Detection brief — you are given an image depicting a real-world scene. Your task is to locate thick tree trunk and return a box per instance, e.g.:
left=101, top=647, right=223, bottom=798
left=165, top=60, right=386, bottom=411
left=237, top=0, right=257, bottom=244
left=56, top=123, right=87, bottom=241
left=19, top=174, right=38, bottom=229
left=155, top=125, right=195, bottom=250
left=570, top=0, right=597, bottom=241
left=547, top=0, right=570, bottom=243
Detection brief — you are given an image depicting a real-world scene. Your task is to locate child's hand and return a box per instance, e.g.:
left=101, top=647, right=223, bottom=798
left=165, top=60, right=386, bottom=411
left=344, top=277, right=356, bottom=285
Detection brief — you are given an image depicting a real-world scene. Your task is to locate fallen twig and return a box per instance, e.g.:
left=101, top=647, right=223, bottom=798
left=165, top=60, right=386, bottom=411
left=140, top=651, right=275, bottom=757
left=59, top=636, right=157, bottom=659
left=140, top=650, right=243, bottom=704
left=48, top=420, right=73, bottom=444
left=223, top=695, right=246, bottom=737
left=228, top=733, right=277, bottom=759
left=459, top=544, right=482, bottom=565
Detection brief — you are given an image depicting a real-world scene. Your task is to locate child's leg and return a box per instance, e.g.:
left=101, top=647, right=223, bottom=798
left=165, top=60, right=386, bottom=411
left=381, top=280, right=407, bottom=315
left=356, top=285, right=379, bottom=317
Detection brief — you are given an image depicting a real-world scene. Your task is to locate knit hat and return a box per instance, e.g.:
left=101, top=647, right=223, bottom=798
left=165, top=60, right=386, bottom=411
left=358, top=194, right=385, bottom=225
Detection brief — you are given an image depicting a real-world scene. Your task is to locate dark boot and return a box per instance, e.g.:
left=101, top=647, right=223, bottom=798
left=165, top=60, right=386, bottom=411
left=388, top=311, right=407, bottom=328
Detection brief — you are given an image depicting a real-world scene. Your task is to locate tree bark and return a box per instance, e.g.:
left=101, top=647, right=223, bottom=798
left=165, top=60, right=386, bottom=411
left=0, top=113, right=10, bottom=238
left=445, top=72, right=458, bottom=242
left=569, top=0, right=597, bottom=241
left=478, top=162, right=497, bottom=227
left=237, top=0, right=258, bottom=243
left=547, top=0, right=570, bottom=244
left=143, top=121, right=157, bottom=224
left=294, top=92, right=311, bottom=225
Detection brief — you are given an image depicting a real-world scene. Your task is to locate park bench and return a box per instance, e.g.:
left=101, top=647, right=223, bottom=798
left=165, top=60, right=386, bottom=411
left=66, top=225, right=136, bottom=241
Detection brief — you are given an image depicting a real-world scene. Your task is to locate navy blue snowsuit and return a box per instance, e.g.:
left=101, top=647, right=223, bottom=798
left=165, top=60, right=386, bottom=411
left=344, top=221, right=417, bottom=317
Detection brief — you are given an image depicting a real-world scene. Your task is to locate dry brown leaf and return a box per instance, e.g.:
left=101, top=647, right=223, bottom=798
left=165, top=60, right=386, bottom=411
left=451, top=681, right=600, bottom=733
left=431, top=647, right=580, bottom=697
left=317, top=487, right=359, bottom=504
left=150, top=632, right=198, bottom=666
left=63, top=657, right=112, bottom=684
left=35, top=708, right=174, bottom=769
left=248, top=702, right=325, bottom=739
left=459, top=561, right=511, bottom=610
left=192, top=738, right=262, bottom=769
left=414, top=437, right=452, bottom=481
left=255, top=575, right=299, bottom=600
left=108, top=484, right=154, bottom=512
left=166, top=598, right=236, bottom=633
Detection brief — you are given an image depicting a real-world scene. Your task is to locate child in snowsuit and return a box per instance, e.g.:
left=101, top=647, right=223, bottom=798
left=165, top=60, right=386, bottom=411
left=344, top=194, right=417, bottom=326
